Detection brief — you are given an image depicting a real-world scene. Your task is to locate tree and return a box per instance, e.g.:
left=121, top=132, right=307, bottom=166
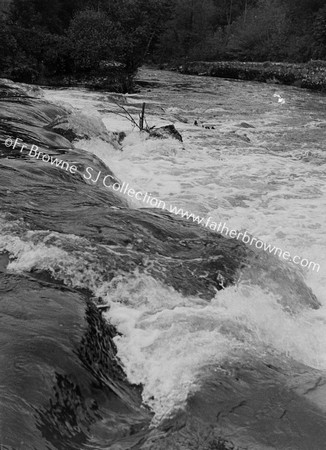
left=0, top=17, right=17, bottom=72
left=9, top=0, right=83, bottom=33
left=103, top=0, right=174, bottom=70
left=227, top=0, right=289, bottom=61
left=155, top=0, right=218, bottom=60
left=67, top=10, right=119, bottom=71
left=312, top=5, right=326, bottom=59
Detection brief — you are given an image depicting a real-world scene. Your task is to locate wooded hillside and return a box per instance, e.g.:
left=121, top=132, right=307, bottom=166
left=1, top=0, right=326, bottom=90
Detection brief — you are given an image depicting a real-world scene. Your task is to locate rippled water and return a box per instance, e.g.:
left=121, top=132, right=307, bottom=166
left=1, top=69, right=326, bottom=449
left=44, top=68, right=326, bottom=361
left=45, top=70, right=326, bottom=283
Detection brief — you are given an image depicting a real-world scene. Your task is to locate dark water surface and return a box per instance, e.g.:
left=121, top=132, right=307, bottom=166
left=0, top=72, right=326, bottom=449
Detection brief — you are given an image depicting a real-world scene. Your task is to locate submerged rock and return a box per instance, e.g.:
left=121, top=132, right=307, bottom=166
left=0, top=251, right=9, bottom=272
left=0, top=271, right=150, bottom=449
left=144, top=358, right=326, bottom=450
left=239, top=122, right=255, bottom=128
left=0, top=78, right=44, bottom=98
left=45, top=110, right=121, bottom=148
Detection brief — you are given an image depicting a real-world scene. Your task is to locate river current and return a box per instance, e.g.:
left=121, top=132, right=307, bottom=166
left=1, top=68, right=326, bottom=449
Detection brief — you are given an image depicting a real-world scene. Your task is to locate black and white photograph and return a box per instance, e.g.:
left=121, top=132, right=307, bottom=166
left=1, top=0, right=326, bottom=449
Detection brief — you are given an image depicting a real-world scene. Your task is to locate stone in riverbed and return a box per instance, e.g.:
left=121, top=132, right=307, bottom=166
left=239, top=122, right=255, bottom=128
left=149, top=124, right=183, bottom=142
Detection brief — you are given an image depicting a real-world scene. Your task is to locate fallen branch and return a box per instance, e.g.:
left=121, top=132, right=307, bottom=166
left=110, top=100, right=150, bottom=132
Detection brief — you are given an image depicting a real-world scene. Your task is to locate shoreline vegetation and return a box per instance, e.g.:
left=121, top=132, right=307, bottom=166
left=0, top=0, right=174, bottom=93
left=5, top=59, right=326, bottom=94
left=0, top=0, right=326, bottom=93
left=2, top=0, right=326, bottom=93
left=176, top=60, right=326, bottom=92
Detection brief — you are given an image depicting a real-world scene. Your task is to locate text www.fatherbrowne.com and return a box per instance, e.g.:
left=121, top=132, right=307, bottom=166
left=5, top=137, right=320, bottom=273
left=84, top=168, right=320, bottom=274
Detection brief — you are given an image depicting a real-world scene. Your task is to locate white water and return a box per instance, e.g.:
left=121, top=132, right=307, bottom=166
left=43, top=69, right=326, bottom=421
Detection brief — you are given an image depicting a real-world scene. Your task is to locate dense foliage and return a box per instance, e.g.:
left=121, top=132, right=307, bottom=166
left=0, top=0, right=173, bottom=89
left=153, top=0, right=326, bottom=63
left=1, top=0, right=326, bottom=89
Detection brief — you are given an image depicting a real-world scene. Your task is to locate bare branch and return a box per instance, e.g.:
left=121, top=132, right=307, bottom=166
left=109, top=99, right=150, bottom=133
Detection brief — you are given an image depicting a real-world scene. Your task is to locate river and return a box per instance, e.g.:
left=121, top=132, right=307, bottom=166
left=1, top=68, right=326, bottom=449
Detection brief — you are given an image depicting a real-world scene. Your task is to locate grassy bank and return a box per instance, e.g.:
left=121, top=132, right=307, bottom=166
left=179, top=60, right=326, bottom=92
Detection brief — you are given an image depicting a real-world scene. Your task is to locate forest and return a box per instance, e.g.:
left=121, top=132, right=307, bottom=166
left=1, top=0, right=326, bottom=90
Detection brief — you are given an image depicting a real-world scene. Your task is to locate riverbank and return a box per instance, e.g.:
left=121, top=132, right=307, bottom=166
left=178, top=60, right=326, bottom=92
left=1, top=61, right=135, bottom=93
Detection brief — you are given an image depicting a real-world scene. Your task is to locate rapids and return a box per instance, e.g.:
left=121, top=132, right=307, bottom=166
left=1, top=69, right=326, bottom=449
